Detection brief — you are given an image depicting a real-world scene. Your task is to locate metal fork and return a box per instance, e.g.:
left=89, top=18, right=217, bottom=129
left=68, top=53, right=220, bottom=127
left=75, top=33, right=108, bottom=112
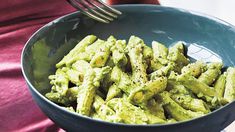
left=67, top=0, right=122, bottom=23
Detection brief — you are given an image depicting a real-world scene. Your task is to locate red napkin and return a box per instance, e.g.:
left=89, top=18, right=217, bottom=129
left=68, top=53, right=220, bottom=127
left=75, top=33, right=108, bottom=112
left=0, top=1, right=75, bottom=131
left=0, top=1, right=158, bottom=131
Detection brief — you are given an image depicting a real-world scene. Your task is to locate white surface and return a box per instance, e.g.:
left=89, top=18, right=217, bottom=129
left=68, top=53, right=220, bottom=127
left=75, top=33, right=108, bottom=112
left=160, top=0, right=235, bottom=26
left=160, top=1, right=235, bottom=132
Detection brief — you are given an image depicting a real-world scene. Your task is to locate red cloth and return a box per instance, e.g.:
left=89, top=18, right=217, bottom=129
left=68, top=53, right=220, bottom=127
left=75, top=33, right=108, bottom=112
left=0, top=0, right=158, bottom=131
left=0, top=1, right=75, bottom=132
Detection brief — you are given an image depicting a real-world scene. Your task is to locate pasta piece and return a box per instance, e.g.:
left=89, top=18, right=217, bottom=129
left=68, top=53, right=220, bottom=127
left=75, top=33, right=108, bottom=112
left=64, top=106, right=75, bottom=112
left=181, top=60, right=206, bottom=77
left=172, top=41, right=185, bottom=54
left=76, top=67, right=111, bottom=116
left=214, top=74, right=226, bottom=98
left=93, top=66, right=112, bottom=87
left=111, top=66, right=134, bottom=94
left=168, top=46, right=189, bottom=65
left=150, top=59, right=164, bottom=71
left=48, top=68, right=69, bottom=96
left=152, top=41, right=168, bottom=65
left=90, top=36, right=115, bottom=67
left=72, top=60, right=92, bottom=75
left=129, top=76, right=167, bottom=104
left=85, top=39, right=106, bottom=58
left=143, top=45, right=153, bottom=60
left=150, top=62, right=174, bottom=80
left=166, top=118, right=177, bottom=124
left=145, top=112, right=166, bottom=124
left=168, top=43, right=189, bottom=73
left=66, top=69, right=83, bottom=86
left=159, top=91, right=204, bottom=121
left=224, top=67, right=235, bottom=102
left=56, top=35, right=97, bottom=67
left=65, top=52, right=91, bottom=66
left=127, top=36, right=148, bottom=85
left=45, top=86, right=80, bottom=106
left=92, top=95, right=121, bottom=123
left=171, top=94, right=210, bottom=114
left=177, top=73, right=216, bottom=97
left=106, top=84, right=122, bottom=101
left=47, top=35, right=235, bottom=125
left=76, top=69, right=96, bottom=115
left=111, top=40, right=128, bottom=67
left=142, top=99, right=166, bottom=120
left=100, top=71, right=113, bottom=92
left=168, top=84, right=191, bottom=95
left=107, top=98, right=149, bottom=124
left=198, top=62, right=222, bottom=85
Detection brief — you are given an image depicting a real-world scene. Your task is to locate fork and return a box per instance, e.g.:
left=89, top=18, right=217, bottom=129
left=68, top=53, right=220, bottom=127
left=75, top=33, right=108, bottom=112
left=67, top=0, right=122, bottom=23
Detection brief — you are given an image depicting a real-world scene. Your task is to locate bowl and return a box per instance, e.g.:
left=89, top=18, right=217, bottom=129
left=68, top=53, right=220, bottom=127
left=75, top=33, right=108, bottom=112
left=21, top=4, right=235, bottom=132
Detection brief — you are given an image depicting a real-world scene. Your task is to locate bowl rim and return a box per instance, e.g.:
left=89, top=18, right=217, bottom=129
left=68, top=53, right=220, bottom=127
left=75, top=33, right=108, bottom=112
left=21, top=4, right=235, bottom=127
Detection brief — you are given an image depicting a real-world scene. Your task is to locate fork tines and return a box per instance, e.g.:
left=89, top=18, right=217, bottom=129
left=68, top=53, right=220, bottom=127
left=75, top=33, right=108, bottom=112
left=67, top=0, right=122, bottom=23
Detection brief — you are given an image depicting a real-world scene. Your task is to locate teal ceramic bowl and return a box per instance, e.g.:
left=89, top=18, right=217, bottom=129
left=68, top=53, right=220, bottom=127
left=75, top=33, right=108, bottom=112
left=21, top=4, right=235, bottom=132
